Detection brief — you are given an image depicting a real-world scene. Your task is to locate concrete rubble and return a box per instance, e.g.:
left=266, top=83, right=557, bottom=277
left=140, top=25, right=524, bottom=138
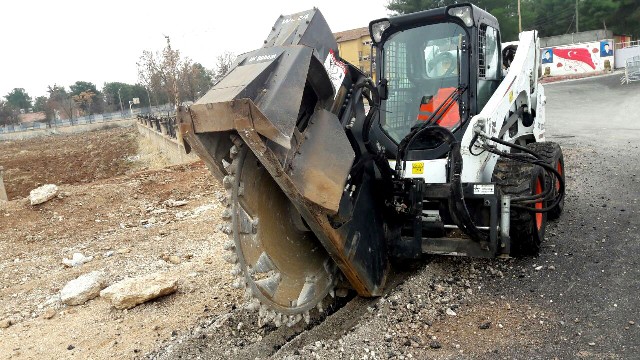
left=60, top=271, right=106, bottom=306
left=29, top=184, right=59, bottom=205
left=62, top=252, right=93, bottom=267
left=100, top=272, right=178, bottom=310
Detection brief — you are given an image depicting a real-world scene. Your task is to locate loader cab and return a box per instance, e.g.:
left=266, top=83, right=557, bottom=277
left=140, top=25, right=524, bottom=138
left=369, top=3, right=502, bottom=160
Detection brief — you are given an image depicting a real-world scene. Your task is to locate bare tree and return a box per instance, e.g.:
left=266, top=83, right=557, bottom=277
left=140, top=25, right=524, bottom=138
left=137, top=36, right=182, bottom=107
left=46, top=85, right=75, bottom=123
left=213, top=52, right=236, bottom=84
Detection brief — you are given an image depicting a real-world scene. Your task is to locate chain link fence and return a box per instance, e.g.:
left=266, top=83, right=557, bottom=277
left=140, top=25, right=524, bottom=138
left=0, top=105, right=176, bottom=134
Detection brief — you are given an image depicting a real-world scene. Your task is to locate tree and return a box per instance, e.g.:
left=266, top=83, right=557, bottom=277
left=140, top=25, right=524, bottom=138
left=609, top=0, right=640, bottom=37
left=69, top=81, right=103, bottom=114
left=102, top=82, right=150, bottom=112
left=72, top=91, right=96, bottom=116
left=385, top=0, right=634, bottom=42
left=137, top=36, right=182, bottom=107
left=0, top=100, right=19, bottom=126
left=46, top=85, right=74, bottom=121
left=179, top=61, right=213, bottom=102
left=5, top=88, right=32, bottom=111
left=213, top=52, right=235, bottom=84
left=33, top=96, right=48, bottom=112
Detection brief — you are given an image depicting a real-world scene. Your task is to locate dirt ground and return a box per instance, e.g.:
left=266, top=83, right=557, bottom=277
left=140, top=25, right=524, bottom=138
left=0, top=127, right=138, bottom=200
left=0, top=128, right=243, bottom=359
left=1, top=74, right=638, bottom=360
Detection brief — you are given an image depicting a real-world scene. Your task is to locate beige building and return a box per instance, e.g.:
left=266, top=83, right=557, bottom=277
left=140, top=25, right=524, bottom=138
left=335, top=27, right=376, bottom=80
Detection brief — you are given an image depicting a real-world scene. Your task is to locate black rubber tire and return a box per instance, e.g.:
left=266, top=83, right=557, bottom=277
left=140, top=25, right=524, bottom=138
left=492, top=158, right=547, bottom=257
left=526, top=142, right=565, bottom=220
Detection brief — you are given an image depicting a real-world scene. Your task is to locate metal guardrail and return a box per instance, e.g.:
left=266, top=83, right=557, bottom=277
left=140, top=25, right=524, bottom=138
left=621, top=55, right=640, bottom=84
left=136, top=114, right=178, bottom=139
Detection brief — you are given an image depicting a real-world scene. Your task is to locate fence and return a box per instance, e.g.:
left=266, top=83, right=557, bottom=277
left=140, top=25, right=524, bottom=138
left=0, top=105, right=176, bottom=134
left=621, top=55, right=640, bottom=84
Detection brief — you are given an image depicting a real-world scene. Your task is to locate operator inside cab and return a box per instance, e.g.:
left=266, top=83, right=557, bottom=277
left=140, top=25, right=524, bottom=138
left=380, top=23, right=466, bottom=145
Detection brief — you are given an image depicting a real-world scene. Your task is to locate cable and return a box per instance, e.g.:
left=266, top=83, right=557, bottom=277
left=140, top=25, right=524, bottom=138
left=471, top=134, right=566, bottom=214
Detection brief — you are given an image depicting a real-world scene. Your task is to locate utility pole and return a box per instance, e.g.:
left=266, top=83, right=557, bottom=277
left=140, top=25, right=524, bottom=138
left=518, top=0, right=522, bottom=33
left=575, top=0, right=579, bottom=33
left=118, top=87, right=124, bottom=113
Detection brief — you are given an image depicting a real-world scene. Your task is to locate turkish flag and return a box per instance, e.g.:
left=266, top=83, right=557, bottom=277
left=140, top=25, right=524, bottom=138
left=553, top=48, right=596, bottom=69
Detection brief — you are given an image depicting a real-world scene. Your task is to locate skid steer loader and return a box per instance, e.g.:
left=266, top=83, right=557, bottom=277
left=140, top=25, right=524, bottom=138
left=177, top=3, right=565, bottom=326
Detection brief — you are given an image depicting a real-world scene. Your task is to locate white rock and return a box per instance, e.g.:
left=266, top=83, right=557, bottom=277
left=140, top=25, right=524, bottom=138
left=163, top=199, right=188, bottom=207
left=29, top=184, right=59, bottom=205
left=446, top=308, right=457, bottom=316
left=60, top=271, right=106, bottom=306
left=100, top=272, right=178, bottom=310
left=62, top=252, right=93, bottom=267
left=42, top=294, right=61, bottom=308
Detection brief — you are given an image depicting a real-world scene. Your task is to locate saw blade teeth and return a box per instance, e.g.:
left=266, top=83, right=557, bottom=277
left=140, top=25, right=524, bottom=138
left=230, top=264, right=242, bottom=276
left=230, top=145, right=240, bottom=159
left=223, top=240, right=236, bottom=251
left=316, top=300, right=324, bottom=313
left=222, top=175, right=234, bottom=189
left=230, top=133, right=243, bottom=147
left=254, top=273, right=281, bottom=298
left=221, top=225, right=233, bottom=235
left=254, top=252, right=276, bottom=273
left=266, top=310, right=276, bottom=323
left=223, top=253, right=238, bottom=264
left=329, top=289, right=335, bottom=298
left=296, top=279, right=316, bottom=307
left=245, top=298, right=260, bottom=312
left=232, top=277, right=246, bottom=289
left=258, top=305, right=268, bottom=317
left=286, top=315, right=296, bottom=327
left=222, top=192, right=232, bottom=207
left=303, top=311, right=311, bottom=324
left=222, top=159, right=232, bottom=173
left=336, top=288, right=349, bottom=298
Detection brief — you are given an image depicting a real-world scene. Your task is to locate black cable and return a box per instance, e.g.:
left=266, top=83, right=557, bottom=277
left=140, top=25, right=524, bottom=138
left=473, top=134, right=565, bottom=214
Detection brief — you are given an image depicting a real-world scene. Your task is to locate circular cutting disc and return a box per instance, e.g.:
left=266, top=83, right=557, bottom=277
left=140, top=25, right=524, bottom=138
left=231, top=145, right=336, bottom=315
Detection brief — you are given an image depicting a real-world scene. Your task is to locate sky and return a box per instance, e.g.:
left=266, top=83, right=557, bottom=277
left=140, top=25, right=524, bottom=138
left=0, top=0, right=390, bottom=100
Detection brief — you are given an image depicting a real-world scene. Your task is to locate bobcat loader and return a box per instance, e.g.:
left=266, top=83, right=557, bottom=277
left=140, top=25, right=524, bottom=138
left=177, top=3, right=565, bottom=326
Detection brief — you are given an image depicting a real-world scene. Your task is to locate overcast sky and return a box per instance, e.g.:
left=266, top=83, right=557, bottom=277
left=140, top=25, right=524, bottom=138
left=0, top=0, right=390, bottom=99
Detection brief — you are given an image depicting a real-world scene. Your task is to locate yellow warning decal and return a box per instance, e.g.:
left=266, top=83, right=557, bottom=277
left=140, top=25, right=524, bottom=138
left=412, top=162, right=424, bottom=174
left=508, top=90, right=514, bottom=103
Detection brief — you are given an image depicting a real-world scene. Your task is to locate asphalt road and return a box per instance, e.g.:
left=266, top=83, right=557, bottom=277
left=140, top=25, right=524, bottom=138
left=488, top=73, right=640, bottom=358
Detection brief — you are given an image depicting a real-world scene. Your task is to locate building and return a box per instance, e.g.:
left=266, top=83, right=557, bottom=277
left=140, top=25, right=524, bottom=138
left=334, top=27, right=376, bottom=80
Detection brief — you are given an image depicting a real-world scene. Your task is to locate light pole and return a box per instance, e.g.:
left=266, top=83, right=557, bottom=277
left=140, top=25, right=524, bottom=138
left=118, top=87, right=124, bottom=113
left=145, top=87, right=152, bottom=113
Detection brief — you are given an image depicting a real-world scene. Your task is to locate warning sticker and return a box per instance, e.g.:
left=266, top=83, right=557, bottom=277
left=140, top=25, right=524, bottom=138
left=412, top=162, right=424, bottom=175
left=324, top=49, right=347, bottom=99
left=473, top=184, right=495, bottom=195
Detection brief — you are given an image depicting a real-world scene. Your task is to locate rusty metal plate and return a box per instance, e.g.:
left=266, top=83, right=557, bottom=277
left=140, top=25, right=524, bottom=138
left=290, top=109, right=355, bottom=214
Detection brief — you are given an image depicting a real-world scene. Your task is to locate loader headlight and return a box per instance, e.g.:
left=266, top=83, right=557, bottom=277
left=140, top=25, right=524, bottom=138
left=448, top=6, right=474, bottom=27
left=370, top=19, right=391, bottom=43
